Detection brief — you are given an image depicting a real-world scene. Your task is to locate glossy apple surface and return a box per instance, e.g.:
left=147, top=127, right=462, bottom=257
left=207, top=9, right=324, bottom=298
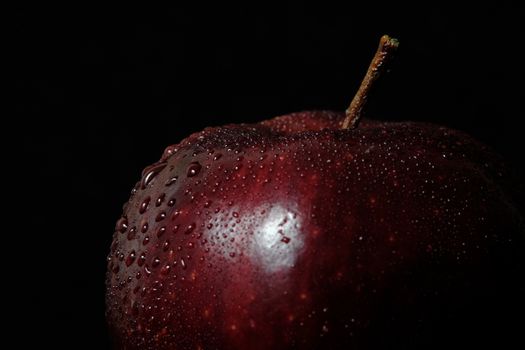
left=106, top=111, right=524, bottom=349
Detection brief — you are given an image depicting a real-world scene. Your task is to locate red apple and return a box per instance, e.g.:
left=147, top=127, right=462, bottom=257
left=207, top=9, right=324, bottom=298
left=106, top=36, right=524, bottom=349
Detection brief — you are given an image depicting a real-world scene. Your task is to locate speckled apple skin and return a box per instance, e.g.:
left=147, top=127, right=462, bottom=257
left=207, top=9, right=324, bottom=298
left=106, top=111, right=524, bottom=349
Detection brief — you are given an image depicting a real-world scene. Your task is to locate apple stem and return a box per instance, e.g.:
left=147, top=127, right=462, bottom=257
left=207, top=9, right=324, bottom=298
left=342, top=35, right=399, bottom=129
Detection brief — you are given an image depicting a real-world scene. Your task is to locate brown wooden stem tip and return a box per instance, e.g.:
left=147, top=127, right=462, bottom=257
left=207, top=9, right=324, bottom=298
left=341, top=35, right=399, bottom=130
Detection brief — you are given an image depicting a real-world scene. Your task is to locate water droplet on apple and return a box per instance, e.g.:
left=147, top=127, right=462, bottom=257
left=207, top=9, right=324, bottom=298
left=125, top=251, right=136, bottom=266
left=160, top=264, right=170, bottom=275
left=156, top=212, right=166, bottom=222
left=152, top=258, right=160, bottom=267
left=167, top=198, right=176, bottom=207
left=116, top=217, right=128, bottom=233
left=131, top=301, right=139, bottom=316
left=156, top=226, right=166, bottom=237
left=127, top=227, right=137, bottom=240
left=155, top=193, right=165, bottom=207
left=143, top=236, right=150, bottom=245
left=162, top=145, right=177, bottom=160
left=137, top=253, right=146, bottom=266
left=141, top=222, right=149, bottom=233
left=139, top=196, right=151, bottom=214
left=165, top=176, right=178, bottom=186
left=184, top=223, right=196, bottom=234
left=141, top=162, right=167, bottom=189
left=187, top=162, right=202, bottom=177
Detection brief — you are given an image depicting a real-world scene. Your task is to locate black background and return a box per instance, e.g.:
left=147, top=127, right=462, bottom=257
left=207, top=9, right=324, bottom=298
left=14, top=2, right=523, bottom=349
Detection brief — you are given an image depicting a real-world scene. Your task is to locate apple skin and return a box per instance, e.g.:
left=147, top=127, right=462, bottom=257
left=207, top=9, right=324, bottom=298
left=106, top=111, right=524, bottom=349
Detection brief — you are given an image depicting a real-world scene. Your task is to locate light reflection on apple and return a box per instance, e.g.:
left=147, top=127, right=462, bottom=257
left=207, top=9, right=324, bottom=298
left=250, top=204, right=304, bottom=273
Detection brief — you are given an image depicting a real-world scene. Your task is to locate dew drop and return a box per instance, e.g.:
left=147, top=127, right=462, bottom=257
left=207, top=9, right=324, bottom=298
left=156, top=212, right=166, bottom=222
left=181, top=258, right=187, bottom=269
left=213, top=153, right=222, bottom=160
left=165, top=176, right=178, bottom=186
left=143, top=236, right=150, bottom=245
left=116, top=217, right=128, bottom=233
left=187, top=162, right=202, bottom=177
left=141, top=162, right=167, bottom=189
left=137, top=253, right=146, bottom=266
left=152, top=258, right=161, bottom=267
left=139, top=197, right=151, bottom=214
left=156, top=193, right=166, bottom=207
left=131, top=301, right=139, bottom=316
left=184, top=223, right=196, bottom=234
left=125, top=251, right=136, bottom=266
left=281, top=236, right=291, bottom=244
left=167, top=198, right=176, bottom=207
left=160, top=264, right=171, bottom=275
left=156, top=226, right=166, bottom=238
left=141, top=222, right=149, bottom=233
left=127, top=227, right=137, bottom=240
left=162, top=145, right=177, bottom=159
